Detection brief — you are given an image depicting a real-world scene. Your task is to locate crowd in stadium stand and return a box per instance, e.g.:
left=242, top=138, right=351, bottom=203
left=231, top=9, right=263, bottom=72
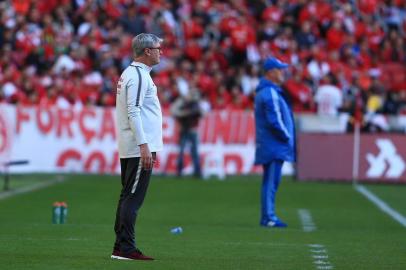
left=0, top=0, right=405, bottom=124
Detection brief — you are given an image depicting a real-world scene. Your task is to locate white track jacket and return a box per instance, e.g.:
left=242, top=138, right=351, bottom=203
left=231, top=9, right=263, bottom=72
left=116, top=61, right=163, bottom=158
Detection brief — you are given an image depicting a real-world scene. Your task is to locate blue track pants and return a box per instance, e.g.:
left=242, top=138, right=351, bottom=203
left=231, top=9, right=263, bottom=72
left=261, top=160, right=284, bottom=223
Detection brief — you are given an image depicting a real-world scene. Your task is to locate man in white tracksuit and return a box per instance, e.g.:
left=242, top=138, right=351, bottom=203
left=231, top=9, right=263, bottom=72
left=111, top=33, right=163, bottom=261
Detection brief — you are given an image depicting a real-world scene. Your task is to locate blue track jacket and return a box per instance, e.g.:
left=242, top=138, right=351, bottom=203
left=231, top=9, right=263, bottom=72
left=254, top=78, right=296, bottom=164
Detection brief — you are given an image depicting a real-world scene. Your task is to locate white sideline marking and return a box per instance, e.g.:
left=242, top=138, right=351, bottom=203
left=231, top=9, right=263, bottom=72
left=354, top=184, right=406, bottom=228
left=308, top=244, right=334, bottom=270
left=0, top=176, right=65, bottom=200
left=298, top=209, right=317, bottom=232
left=313, top=255, right=328, bottom=259
left=310, top=249, right=327, bottom=253
left=224, top=241, right=303, bottom=247
left=0, top=237, right=83, bottom=241
left=308, top=244, right=323, bottom=248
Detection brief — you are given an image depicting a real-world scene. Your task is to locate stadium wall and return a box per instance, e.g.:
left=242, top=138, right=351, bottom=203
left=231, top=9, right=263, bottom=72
left=2, top=104, right=405, bottom=183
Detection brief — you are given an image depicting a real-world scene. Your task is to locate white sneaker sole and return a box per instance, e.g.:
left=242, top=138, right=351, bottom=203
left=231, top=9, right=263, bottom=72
left=111, top=255, right=131, bottom=260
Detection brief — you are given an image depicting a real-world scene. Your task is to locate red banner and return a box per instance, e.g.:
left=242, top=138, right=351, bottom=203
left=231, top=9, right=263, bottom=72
left=297, top=133, right=406, bottom=183
left=1, top=105, right=261, bottom=176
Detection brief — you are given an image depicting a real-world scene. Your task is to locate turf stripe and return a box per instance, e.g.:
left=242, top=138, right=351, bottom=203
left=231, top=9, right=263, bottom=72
left=354, top=184, right=406, bottom=228
left=0, top=177, right=65, bottom=200
left=298, top=209, right=317, bottom=232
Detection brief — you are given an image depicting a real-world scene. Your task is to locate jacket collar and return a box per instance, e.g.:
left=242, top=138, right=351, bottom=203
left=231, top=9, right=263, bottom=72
left=131, top=61, right=152, bottom=73
left=256, top=77, right=282, bottom=93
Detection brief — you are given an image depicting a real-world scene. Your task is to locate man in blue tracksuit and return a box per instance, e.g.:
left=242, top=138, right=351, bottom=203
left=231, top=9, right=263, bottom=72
left=254, top=57, right=296, bottom=228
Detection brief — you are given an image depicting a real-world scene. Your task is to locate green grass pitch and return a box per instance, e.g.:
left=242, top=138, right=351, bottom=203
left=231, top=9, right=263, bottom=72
left=0, top=174, right=405, bottom=270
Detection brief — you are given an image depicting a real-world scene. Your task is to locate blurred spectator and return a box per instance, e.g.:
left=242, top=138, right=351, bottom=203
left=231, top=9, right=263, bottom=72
left=383, top=91, right=402, bottom=115
left=381, top=0, right=405, bottom=32
left=326, top=19, right=345, bottom=51
left=314, top=73, right=343, bottom=116
left=239, top=64, right=259, bottom=98
left=284, top=68, right=315, bottom=112
left=294, top=20, right=317, bottom=50
left=363, top=76, right=390, bottom=132
left=171, top=89, right=203, bottom=178
left=120, top=3, right=146, bottom=36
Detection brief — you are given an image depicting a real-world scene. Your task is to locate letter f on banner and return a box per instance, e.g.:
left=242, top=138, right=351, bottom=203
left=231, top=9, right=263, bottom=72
left=366, top=139, right=406, bottom=178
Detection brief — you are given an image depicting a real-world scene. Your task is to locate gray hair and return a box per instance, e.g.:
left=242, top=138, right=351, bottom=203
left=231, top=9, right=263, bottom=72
left=131, top=33, right=163, bottom=57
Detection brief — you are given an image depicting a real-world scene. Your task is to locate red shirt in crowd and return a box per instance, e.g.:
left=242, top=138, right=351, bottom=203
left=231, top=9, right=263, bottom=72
left=102, top=0, right=123, bottom=19
left=262, top=6, right=283, bottom=22
left=299, top=1, right=333, bottom=25
left=284, top=75, right=314, bottom=112
left=184, top=40, right=203, bottom=62
left=219, top=14, right=239, bottom=34
left=182, top=18, right=204, bottom=40
left=37, top=0, right=70, bottom=14
left=12, top=0, right=31, bottom=15
left=366, top=23, right=385, bottom=52
left=326, top=21, right=345, bottom=50
left=358, top=0, right=381, bottom=15
left=230, top=23, right=256, bottom=52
